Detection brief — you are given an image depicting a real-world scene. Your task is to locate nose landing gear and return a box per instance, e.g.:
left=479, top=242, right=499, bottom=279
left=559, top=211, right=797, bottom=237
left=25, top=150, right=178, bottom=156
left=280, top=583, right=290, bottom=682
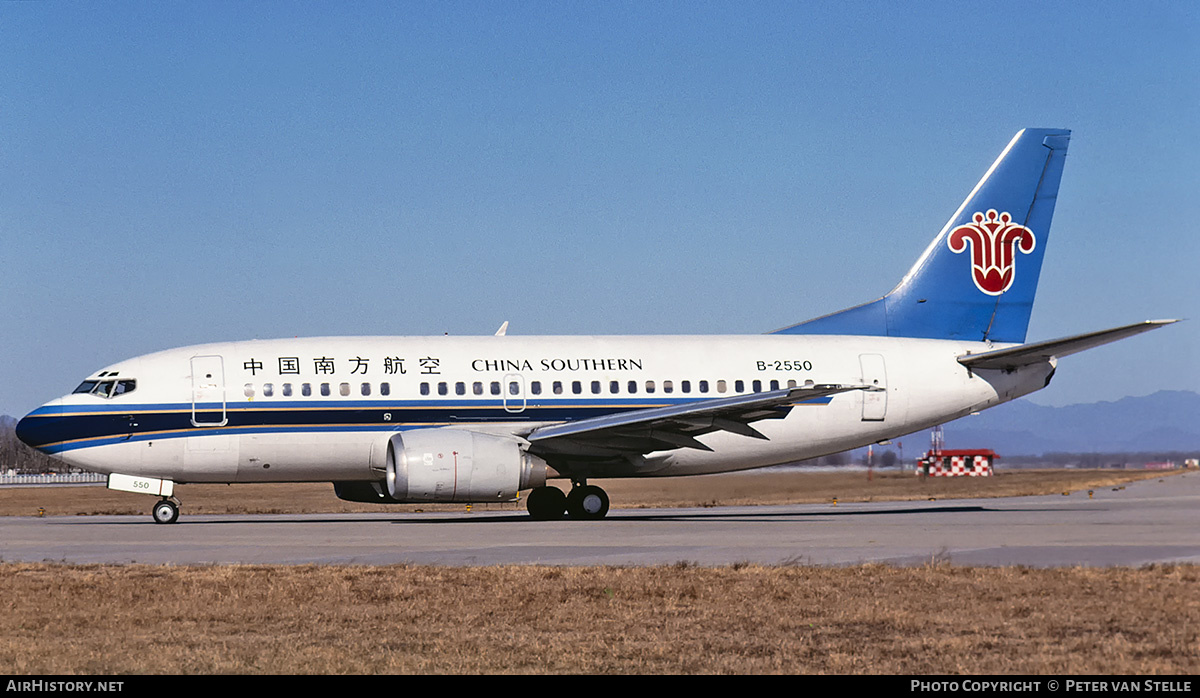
left=106, top=474, right=182, bottom=524
left=152, top=498, right=180, bottom=524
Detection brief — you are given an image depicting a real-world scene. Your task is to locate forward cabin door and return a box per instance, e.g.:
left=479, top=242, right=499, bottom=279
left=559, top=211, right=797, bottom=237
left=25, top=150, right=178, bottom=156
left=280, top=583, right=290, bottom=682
left=186, top=354, right=237, bottom=479
left=190, top=355, right=227, bottom=427
left=859, top=353, right=888, bottom=421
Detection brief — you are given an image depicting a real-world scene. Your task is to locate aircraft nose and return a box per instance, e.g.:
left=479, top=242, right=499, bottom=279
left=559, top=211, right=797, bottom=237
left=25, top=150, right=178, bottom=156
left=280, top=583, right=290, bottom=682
left=16, top=399, right=63, bottom=451
left=15, top=415, right=33, bottom=447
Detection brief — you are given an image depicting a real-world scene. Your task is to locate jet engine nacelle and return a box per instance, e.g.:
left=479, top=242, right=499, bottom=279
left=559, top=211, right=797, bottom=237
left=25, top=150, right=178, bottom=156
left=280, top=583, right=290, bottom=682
left=385, top=428, right=548, bottom=503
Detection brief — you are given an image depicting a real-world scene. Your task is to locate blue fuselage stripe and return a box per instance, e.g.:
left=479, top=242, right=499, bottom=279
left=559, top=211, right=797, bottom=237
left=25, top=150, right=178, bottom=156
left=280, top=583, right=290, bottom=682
left=21, top=397, right=834, bottom=454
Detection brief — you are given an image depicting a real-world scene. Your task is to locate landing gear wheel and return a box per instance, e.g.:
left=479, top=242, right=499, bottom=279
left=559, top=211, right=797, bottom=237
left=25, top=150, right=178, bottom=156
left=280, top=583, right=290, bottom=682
left=526, top=486, right=567, bottom=521
left=566, top=485, right=610, bottom=520
left=152, top=499, right=179, bottom=525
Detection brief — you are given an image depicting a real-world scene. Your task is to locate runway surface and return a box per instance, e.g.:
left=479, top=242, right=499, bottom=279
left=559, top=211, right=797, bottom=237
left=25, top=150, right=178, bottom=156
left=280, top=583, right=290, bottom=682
left=3, top=473, right=1198, bottom=567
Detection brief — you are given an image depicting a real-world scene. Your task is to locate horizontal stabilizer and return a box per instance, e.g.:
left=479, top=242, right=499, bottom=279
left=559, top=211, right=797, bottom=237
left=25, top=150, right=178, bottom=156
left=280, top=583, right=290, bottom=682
left=957, top=320, right=1179, bottom=371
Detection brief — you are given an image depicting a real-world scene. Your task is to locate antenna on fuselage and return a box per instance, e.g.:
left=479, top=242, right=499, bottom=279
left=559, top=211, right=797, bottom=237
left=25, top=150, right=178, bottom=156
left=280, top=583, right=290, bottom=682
left=495, top=321, right=509, bottom=336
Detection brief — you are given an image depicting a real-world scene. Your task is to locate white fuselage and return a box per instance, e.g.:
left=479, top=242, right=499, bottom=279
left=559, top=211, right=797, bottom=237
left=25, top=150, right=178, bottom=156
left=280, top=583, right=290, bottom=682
left=28, top=333, right=1054, bottom=483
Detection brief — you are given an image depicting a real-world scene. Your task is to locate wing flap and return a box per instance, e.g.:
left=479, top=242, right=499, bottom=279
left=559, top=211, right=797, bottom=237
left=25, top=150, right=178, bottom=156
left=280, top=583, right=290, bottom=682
left=526, top=383, right=865, bottom=459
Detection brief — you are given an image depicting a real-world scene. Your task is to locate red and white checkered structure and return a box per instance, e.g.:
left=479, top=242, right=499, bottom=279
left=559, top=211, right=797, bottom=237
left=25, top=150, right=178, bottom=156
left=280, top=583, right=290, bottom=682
left=917, top=449, right=996, bottom=477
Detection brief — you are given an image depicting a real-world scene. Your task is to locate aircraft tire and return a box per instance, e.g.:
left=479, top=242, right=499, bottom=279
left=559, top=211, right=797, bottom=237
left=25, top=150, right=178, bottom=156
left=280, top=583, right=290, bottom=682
left=152, top=500, right=179, bottom=525
left=526, top=486, right=567, bottom=521
left=566, top=485, right=609, bottom=520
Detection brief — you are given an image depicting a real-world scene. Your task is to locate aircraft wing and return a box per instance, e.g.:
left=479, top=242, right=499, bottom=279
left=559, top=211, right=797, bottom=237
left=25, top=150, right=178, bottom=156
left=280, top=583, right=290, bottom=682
left=957, top=319, right=1179, bottom=371
left=525, top=384, right=866, bottom=459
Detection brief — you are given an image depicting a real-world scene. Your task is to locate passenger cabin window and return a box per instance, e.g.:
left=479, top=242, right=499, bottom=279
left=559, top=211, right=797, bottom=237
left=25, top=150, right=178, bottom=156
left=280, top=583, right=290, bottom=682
left=263, top=383, right=274, bottom=397
left=340, top=383, right=351, bottom=396
left=301, top=383, right=312, bottom=397
left=282, top=383, right=293, bottom=397
left=361, top=383, right=371, bottom=396
left=320, top=383, right=331, bottom=397
left=244, top=383, right=255, bottom=398
left=380, top=382, right=390, bottom=396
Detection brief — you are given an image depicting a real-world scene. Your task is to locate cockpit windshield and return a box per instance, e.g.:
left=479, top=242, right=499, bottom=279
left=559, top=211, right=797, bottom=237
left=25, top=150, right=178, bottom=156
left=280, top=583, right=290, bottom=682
left=73, top=379, right=136, bottom=399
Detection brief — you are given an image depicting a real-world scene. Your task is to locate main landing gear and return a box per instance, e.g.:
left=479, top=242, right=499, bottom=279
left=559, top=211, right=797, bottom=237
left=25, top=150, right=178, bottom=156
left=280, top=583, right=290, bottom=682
left=526, top=482, right=610, bottom=521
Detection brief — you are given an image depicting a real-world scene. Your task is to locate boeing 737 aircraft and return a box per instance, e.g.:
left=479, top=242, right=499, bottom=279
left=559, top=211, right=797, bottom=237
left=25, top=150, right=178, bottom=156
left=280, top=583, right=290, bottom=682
left=16, top=128, right=1176, bottom=523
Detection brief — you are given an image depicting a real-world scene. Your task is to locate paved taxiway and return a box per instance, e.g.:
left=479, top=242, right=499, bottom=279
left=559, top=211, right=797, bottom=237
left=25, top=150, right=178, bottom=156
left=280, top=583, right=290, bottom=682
left=3, top=473, right=1198, bottom=566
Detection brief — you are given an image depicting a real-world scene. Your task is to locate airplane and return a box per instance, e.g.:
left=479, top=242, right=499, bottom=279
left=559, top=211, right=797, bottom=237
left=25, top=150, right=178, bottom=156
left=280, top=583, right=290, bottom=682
left=16, top=128, right=1177, bottom=524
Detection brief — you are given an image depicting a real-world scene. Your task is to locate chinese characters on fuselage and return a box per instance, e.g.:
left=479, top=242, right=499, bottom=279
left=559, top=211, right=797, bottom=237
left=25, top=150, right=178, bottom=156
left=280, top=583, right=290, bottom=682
left=241, top=356, right=644, bottom=376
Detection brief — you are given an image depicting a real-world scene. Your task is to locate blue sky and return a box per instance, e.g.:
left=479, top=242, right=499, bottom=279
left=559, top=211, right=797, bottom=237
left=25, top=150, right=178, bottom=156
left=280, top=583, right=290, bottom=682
left=2, top=1, right=1197, bottom=418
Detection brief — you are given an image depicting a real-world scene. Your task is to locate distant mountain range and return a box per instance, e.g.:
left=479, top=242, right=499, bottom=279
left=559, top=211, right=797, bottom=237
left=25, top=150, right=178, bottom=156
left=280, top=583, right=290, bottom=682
left=2, top=391, right=1197, bottom=462
left=936, top=390, right=1200, bottom=456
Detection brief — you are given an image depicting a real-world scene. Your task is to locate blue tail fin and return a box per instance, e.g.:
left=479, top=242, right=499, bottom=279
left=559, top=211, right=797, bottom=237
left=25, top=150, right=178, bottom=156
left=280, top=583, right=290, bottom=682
left=773, top=128, right=1070, bottom=343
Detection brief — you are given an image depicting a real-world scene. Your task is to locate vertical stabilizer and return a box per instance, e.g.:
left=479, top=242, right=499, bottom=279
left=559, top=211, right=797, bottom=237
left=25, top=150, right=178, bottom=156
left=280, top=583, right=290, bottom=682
left=774, top=128, right=1070, bottom=343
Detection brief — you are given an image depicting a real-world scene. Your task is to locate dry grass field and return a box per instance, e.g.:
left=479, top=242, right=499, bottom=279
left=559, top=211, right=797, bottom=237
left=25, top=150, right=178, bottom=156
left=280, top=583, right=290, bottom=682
left=1, top=563, right=1196, bottom=674
left=1, top=469, right=1194, bottom=674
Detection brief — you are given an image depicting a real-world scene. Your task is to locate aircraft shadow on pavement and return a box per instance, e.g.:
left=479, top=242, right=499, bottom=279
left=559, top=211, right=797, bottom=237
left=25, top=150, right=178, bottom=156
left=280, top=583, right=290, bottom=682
left=76, top=503, right=1100, bottom=526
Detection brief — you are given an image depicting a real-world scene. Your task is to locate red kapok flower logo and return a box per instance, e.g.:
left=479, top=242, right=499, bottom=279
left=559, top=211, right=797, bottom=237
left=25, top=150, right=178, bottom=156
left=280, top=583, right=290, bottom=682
left=947, top=210, right=1036, bottom=296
